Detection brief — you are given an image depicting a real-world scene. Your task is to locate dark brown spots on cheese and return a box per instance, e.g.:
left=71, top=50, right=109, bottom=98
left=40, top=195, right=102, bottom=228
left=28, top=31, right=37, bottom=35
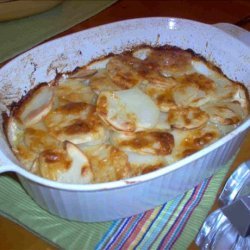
left=17, top=145, right=36, bottom=162
left=110, top=147, right=132, bottom=180
left=58, top=102, right=89, bottom=114
left=224, top=117, right=240, bottom=125
left=143, top=48, right=193, bottom=72
left=4, top=45, right=248, bottom=184
left=176, top=73, right=215, bottom=92
left=131, top=162, right=165, bottom=176
left=117, top=131, right=174, bottom=156
left=181, top=148, right=199, bottom=158
left=168, top=107, right=209, bottom=130
left=141, top=163, right=165, bottom=174
left=107, top=55, right=143, bottom=89
left=85, top=145, right=131, bottom=183
left=36, top=149, right=72, bottom=181
left=63, top=120, right=91, bottom=134
left=96, top=95, right=108, bottom=116
left=157, top=90, right=174, bottom=106
left=179, top=129, right=219, bottom=158
left=42, top=150, right=65, bottom=164
left=193, top=132, right=217, bottom=147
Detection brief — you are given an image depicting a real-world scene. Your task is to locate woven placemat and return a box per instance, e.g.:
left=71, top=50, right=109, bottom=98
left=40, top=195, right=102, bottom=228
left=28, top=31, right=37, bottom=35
left=0, top=0, right=118, bottom=63
left=0, top=158, right=233, bottom=249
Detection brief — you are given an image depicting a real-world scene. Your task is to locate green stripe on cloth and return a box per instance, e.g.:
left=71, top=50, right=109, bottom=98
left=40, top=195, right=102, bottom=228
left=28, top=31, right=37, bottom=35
left=0, top=0, right=118, bottom=63
left=0, top=174, right=111, bottom=250
left=0, top=158, right=233, bottom=249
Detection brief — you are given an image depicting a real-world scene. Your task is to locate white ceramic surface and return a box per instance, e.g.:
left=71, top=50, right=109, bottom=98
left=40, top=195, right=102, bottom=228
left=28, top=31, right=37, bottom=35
left=0, top=18, right=249, bottom=222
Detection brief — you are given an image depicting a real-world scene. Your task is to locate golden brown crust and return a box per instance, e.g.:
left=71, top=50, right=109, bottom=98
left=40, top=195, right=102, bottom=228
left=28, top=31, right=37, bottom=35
left=168, top=107, right=209, bottom=130
left=3, top=44, right=249, bottom=184
left=114, top=131, right=174, bottom=156
left=106, top=55, right=143, bottom=89
left=34, top=149, right=71, bottom=181
left=142, top=47, right=193, bottom=73
left=175, top=73, right=215, bottom=92
left=84, top=144, right=131, bottom=183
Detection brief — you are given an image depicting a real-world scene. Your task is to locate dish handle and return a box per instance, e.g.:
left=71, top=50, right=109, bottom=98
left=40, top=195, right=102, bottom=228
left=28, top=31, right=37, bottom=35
left=213, top=22, right=250, bottom=46
left=0, top=154, right=20, bottom=174
left=0, top=141, right=20, bottom=174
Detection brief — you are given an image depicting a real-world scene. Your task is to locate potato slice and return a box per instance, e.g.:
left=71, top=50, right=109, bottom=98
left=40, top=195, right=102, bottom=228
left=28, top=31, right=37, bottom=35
left=154, top=112, right=171, bottom=130
left=212, top=82, right=249, bottom=118
left=173, top=73, right=215, bottom=107
left=132, top=47, right=152, bottom=60
left=58, top=142, right=93, bottom=184
left=89, top=69, right=121, bottom=94
left=111, top=130, right=174, bottom=156
left=17, top=84, right=54, bottom=127
left=4, top=116, right=40, bottom=170
left=24, top=127, right=61, bottom=153
left=125, top=151, right=166, bottom=176
left=32, top=142, right=93, bottom=184
left=4, top=116, right=23, bottom=150
left=144, top=48, right=193, bottom=76
left=87, top=57, right=111, bottom=70
left=201, top=102, right=244, bottom=125
left=55, top=79, right=97, bottom=105
left=142, top=70, right=178, bottom=86
left=106, top=55, right=143, bottom=89
left=190, top=64, right=249, bottom=115
left=168, top=107, right=209, bottom=130
left=96, top=88, right=160, bottom=132
left=82, top=144, right=131, bottom=183
left=139, top=82, right=176, bottom=112
left=191, top=60, right=215, bottom=77
left=232, top=84, right=249, bottom=116
left=173, top=84, right=209, bottom=107
left=133, top=48, right=183, bottom=85
left=44, top=102, right=107, bottom=144
left=165, top=124, right=221, bottom=163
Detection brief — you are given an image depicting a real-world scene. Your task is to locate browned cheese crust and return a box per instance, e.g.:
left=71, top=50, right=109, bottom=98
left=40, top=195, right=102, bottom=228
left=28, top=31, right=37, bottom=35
left=3, top=45, right=249, bottom=184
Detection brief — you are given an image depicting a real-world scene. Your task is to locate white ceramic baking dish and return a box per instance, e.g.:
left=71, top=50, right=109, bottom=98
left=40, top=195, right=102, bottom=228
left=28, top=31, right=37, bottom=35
left=0, top=18, right=249, bottom=222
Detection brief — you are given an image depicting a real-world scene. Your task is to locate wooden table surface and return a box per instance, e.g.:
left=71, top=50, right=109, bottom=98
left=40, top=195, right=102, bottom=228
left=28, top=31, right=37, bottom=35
left=0, top=0, right=249, bottom=249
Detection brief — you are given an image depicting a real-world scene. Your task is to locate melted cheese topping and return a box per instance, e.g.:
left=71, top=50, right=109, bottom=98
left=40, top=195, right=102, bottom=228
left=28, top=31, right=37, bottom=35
left=44, top=102, right=107, bottom=145
left=82, top=144, right=131, bottom=183
left=142, top=48, right=193, bottom=76
left=166, top=124, right=221, bottom=163
left=111, top=131, right=174, bottom=155
left=106, top=55, right=143, bottom=89
left=89, top=69, right=121, bottom=94
left=5, top=45, right=249, bottom=184
left=168, top=107, right=209, bottom=130
left=55, top=79, right=97, bottom=105
left=31, top=142, right=93, bottom=184
left=201, top=102, right=243, bottom=125
left=139, top=83, right=177, bottom=112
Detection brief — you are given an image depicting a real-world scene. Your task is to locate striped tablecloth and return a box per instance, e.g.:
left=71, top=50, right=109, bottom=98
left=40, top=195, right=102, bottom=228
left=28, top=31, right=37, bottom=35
left=97, top=179, right=210, bottom=249
left=0, top=158, right=232, bottom=249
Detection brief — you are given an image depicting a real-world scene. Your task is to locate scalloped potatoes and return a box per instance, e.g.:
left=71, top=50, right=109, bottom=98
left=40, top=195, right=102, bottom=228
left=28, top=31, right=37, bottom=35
left=4, top=45, right=249, bottom=184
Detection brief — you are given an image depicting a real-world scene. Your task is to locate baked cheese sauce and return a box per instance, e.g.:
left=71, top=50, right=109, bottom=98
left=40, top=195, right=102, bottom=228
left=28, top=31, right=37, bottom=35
left=5, top=46, right=249, bottom=184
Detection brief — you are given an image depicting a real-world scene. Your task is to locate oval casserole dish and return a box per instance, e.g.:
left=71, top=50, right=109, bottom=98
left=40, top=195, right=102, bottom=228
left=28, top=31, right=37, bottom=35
left=0, top=17, right=249, bottom=222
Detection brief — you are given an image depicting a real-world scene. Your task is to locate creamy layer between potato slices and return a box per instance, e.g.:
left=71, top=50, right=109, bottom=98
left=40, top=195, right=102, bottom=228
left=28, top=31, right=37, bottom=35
left=4, top=45, right=249, bottom=184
